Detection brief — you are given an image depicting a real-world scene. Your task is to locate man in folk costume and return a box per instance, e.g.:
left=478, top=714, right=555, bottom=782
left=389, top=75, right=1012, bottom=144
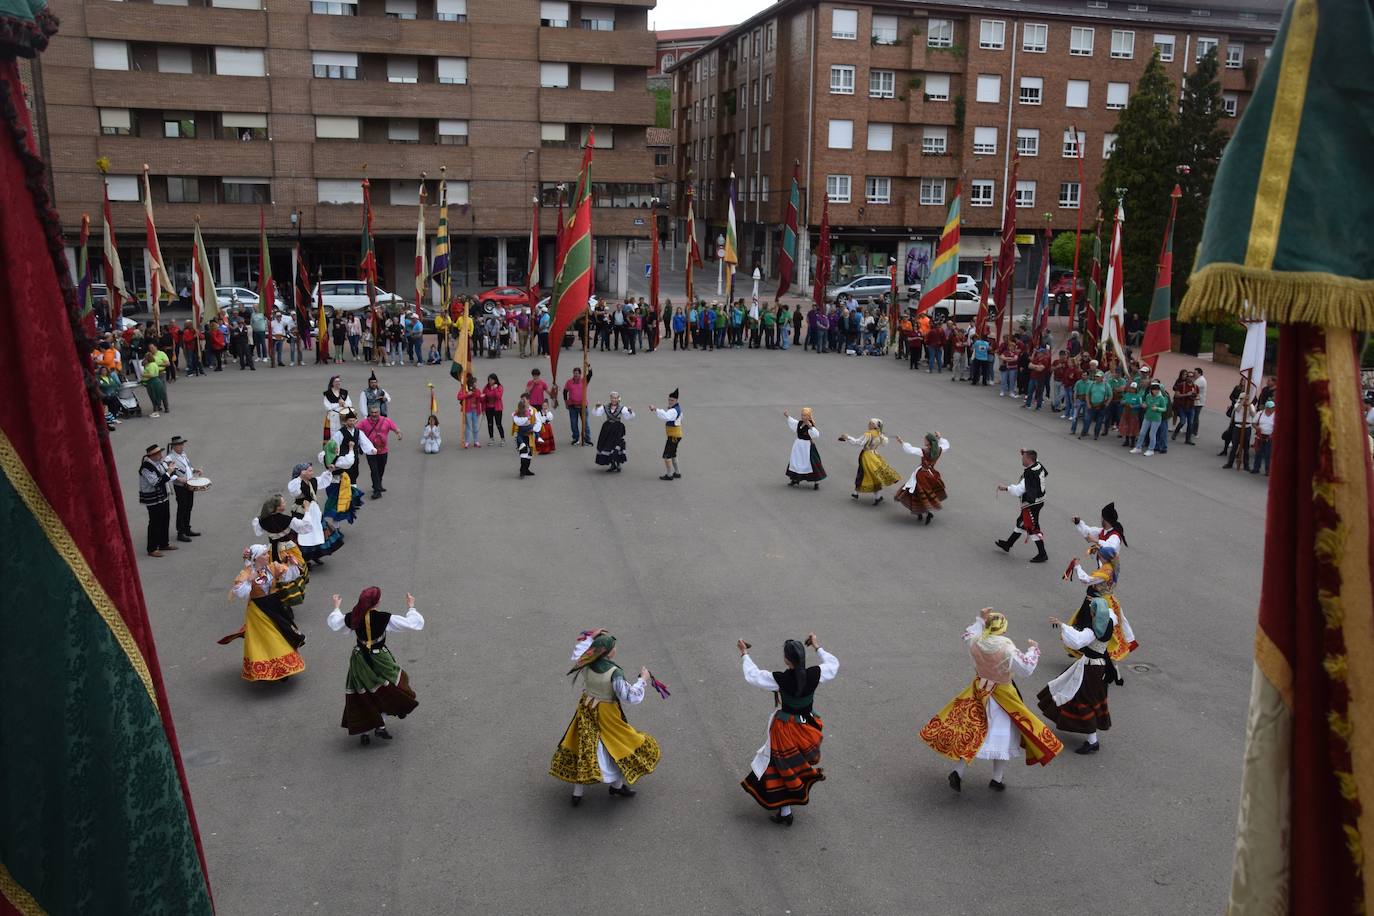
left=738, top=633, right=838, bottom=826
left=995, top=448, right=1049, bottom=562
left=321, top=408, right=373, bottom=524
left=510, top=394, right=543, bottom=478
left=218, top=544, right=306, bottom=682
left=326, top=588, right=423, bottom=746
left=1038, top=589, right=1121, bottom=755
left=288, top=461, right=344, bottom=565
left=165, top=435, right=202, bottom=543
left=592, top=391, right=635, bottom=472
left=783, top=407, right=827, bottom=489
left=839, top=418, right=902, bottom=504
left=361, top=369, right=391, bottom=418
left=1069, top=503, right=1138, bottom=662
left=251, top=493, right=311, bottom=610
left=893, top=431, right=949, bottom=524
left=649, top=388, right=684, bottom=481
left=920, top=609, right=1062, bottom=792
left=551, top=630, right=661, bottom=806
left=138, top=443, right=176, bottom=558
left=321, top=375, right=353, bottom=436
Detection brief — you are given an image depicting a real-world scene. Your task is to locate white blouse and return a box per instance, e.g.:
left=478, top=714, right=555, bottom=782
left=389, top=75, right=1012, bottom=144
left=231, top=562, right=302, bottom=599
left=741, top=647, right=839, bottom=690
left=326, top=606, right=426, bottom=633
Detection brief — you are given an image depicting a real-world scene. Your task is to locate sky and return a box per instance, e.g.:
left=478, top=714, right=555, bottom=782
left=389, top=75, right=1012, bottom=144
left=650, top=0, right=765, bottom=31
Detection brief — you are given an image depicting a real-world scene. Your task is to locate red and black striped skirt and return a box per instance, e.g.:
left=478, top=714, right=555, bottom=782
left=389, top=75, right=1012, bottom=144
left=741, top=713, right=825, bottom=809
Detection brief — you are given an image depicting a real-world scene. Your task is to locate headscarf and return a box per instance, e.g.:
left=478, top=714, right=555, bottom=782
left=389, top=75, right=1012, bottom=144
left=243, top=544, right=268, bottom=566
left=292, top=462, right=311, bottom=479
left=866, top=419, right=888, bottom=446
left=347, top=586, right=381, bottom=630
left=923, top=432, right=942, bottom=461
left=969, top=612, right=1017, bottom=684
left=980, top=612, right=1008, bottom=639
left=567, top=633, right=621, bottom=677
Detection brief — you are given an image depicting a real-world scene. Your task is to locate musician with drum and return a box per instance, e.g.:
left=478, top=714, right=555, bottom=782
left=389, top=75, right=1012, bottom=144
left=167, top=435, right=208, bottom=543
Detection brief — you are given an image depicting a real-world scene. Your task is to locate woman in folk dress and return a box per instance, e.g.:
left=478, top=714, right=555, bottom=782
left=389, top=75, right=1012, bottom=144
left=327, top=588, right=423, bottom=746
left=592, top=393, right=635, bottom=472
left=784, top=407, right=826, bottom=489
left=893, top=431, right=950, bottom=524
left=839, top=418, right=901, bottom=504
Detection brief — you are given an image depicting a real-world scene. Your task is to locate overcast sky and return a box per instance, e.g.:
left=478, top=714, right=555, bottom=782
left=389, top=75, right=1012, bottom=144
left=651, top=0, right=764, bottom=30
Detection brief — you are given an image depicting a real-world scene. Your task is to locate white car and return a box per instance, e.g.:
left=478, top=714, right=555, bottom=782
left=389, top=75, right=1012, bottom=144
left=311, top=280, right=405, bottom=314
left=923, top=289, right=986, bottom=322
left=215, top=286, right=259, bottom=308
left=955, top=274, right=981, bottom=296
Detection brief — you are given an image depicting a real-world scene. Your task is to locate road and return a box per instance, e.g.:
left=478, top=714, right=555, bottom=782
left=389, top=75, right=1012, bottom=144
left=113, top=344, right=1265, bottom=915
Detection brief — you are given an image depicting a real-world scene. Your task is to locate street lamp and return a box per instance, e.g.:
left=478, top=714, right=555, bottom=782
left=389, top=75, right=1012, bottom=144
left=716, top=233, right=725, bottom=295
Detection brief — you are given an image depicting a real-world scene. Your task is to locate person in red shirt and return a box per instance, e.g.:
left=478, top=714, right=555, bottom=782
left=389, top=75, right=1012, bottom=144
left=357, top=404, right=402, bottom=498
left=208, top=323, right=227, bottom=372
left=924, top=321, right=947, bottom=373
left=458, top=375, right=484, bottom=449
left=482, top=373, right=505, bottom=446
left=561, top=364, right=595, bottom=446
left=1049, top=350, right=1070, bottom=413
left=525, top=368, right=552, bottom=410
left=997, top=338, right=1020, bottom=397
left=1024, top=345, right=1052, bottom=410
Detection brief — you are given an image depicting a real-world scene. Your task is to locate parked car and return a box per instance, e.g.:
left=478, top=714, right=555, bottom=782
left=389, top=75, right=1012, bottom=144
left=311, top=280, right=405, bottom=314
left=215, top=286, right=260, bottom=309
left=827, top=274, right=896, bottom=305
left=923, top=289, right=985, bottom=322
left=476, top=285, right=533, bottom=311
left=91, top=283, right=149, bottom=313
left=1049, top=274, right=1087, bottom=314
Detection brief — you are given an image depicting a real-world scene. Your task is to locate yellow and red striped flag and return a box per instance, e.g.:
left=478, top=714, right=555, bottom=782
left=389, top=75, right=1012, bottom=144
left=916, top=182, right=960, bottom=315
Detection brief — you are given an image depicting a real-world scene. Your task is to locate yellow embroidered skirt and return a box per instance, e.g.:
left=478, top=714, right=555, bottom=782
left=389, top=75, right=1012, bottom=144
left=1064, top=594, right=1138, bottom=662
left=855, top=450, right=901, bottom=493
left=241, top=599, right=305, bottom=682
left=550, top=697, right=661, bottom=786
left=920, top=679, right=1062, bottom=766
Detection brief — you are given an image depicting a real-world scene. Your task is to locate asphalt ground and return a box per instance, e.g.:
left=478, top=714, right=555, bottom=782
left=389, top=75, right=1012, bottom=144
left=112, top=343, right=1264, bottom=915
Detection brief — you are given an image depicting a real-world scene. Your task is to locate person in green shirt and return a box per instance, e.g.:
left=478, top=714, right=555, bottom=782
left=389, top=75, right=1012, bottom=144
left=1080, top=372, right=1112, bottom=440
left=714, top=303, right=728, bottom=349
left=1107, top=370, right=1128, bottom=431
left=778, top=307, right=793, bottom=349
left=762, top=306, right=777, bottom=349
left=1133, top=380, right=1171, bottom=456
left=1070, top=375, right=1093, bottom=436
left=141, top=343, right=169, bottom=417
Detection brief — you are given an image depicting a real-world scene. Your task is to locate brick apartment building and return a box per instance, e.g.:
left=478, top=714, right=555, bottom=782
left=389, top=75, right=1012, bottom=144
left=37, top=0, right=658, bottom=300
left=652, top=25, right=731, bottom=80
left=670, top=0, right=1280, bottom=292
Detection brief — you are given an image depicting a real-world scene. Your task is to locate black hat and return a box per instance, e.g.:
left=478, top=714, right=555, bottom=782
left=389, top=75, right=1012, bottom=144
left=168, top=435, right=188, bottom=447
left=368, top=370, right=378, bottom=383
left=668, top=388, right=679, bottom=399
left=1101, top=502, right=1119, bottom=525
left=145, top=443, right=163, bottom=456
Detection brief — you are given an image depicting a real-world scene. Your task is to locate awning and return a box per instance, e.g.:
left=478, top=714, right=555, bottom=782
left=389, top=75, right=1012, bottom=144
left=957, top=235, right=1018, bottom=261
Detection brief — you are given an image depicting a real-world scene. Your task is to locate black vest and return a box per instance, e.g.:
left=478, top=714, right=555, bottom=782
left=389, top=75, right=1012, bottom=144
left=796, top=422, right=813, bottom=442
left=352, top=609, right=393, bottom=650
left=772, top=665, right=823, bottom=716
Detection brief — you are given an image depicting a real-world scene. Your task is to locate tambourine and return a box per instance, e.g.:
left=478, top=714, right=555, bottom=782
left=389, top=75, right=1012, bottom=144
left=185, top=476, right=213, bottom=492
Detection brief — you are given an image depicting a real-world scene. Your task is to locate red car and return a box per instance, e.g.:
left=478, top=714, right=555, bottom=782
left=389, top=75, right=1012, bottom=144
left=475, top=286, right=532, bottom=311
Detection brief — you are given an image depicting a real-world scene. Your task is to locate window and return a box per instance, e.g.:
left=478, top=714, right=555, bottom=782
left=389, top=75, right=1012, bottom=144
left=928, top=18, right=953, bottom=47
left=163, top=114, right=195, bottom=138
left=1062, top=129, right=1085, bottom=157
left=1088, top=1, right=1108, bottom=7
left=1106, top=82, right=1129, bottom=109
left=1022, top=23, right=1047, bottom=52
left=387, top=57, right=419, bottom=83
left=865, top=177, right=891, bottom=204
left=660, top=54, right=674, bottom=73
left=390, top=180, right=424, bottom=206
left=1070, top=27, right=1094, bottom=56
left=767, top=22, right=776, bottom=50
left=577, top=66, right=613, bottom=91
left=975, top=74, right=1001, bottom=104
left=870, top=69, right=895, bottom=98
left=925, top=73, right=950, bottom=101
left=214, top=47, right=265, bottom=77
left=222, top=177, right=270, bottom=204
left=826, top=174, right=851, bottom=203
left=436, top=0, right=466, bottom=21
left=317, top=179, right=363, bottom=204
left=752, top=80, right=759, bottom=105
left=1016, top=128, right=1040, bottom=156
left=764, top=125, right=772, bottom=151
left=540, top=62, right=569, bottom=87
left=922, top=126, right=947, bottom=155
left=872, top=14, right=898, bottom=44
left=1015, top=180, right=1036, bottom=208
left=437, top=57, right=468, bottom=84
left=388, top=119, right=419, bottom=143
left=222, top=112, right=266, bottom=140
left=99, top=108, right=132, bottom=135
left=448, top=181, right=470, bottom=206
left=581, top=5, right=614, bottom=30
left=384, top=0, right=415, bottom=18
left=91, top=39, right=130, bottom=71
left=653, top=150, right=669, bottom=166
left=166, top=176, right=199, bottom=203
left=539, top=0, right=568, bottom=26
left=764, top=75, right=772, bottom=101
left=105, top=176, right=139, bottom=201
left=155, top=0, right=189, bottom=6
left=970, top=179, right=995, bottom=207
left=1019, top=76, right=1043, bottom=105
left=311, top=1, right=358, bottom=14
left=1065, top=80, right=1089, bottom=108
left=1223, top=93, right=1238, bottom=117
left=919, top=177, right=945, bottom=206
left=1154, top=34, right=1175, bottom=61
left=1111, top=30, right=1134, bottom=58
left=312, top=51, right=357, bottom=79
left=438, top=119, right=468, bottom=145
left=1195, top=37, right=1218, bottom=61
left=828, top=119, right=853, bottom=149
left=157, top=47, right=193, bottom=75
left=1102, top=132, right=1118, bottom=158
left=1226, top=43, right=1243, bottom=68
left=831, top=9, right=857, bottom=39
left=867, top=122, right=893, bottom=151
left=973, top=126, right=997, bottom=155
left=540, top=122, right=567, bottom=146
left=830, top=65, right=855, bottom=94
left=980, top=20, right=1005, bottom=50
left=750, top=127, right=758, bottom=153
left=1059, top=182, right=1080, bottom=209
left=315, top=115, right=359, bottom=139
left=1129, top=3, right=1147, bottom=8
left=762, top=175, right=770, bottom=201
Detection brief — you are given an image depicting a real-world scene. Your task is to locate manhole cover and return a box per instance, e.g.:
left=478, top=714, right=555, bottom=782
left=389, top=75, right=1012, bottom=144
left=1130, top=663, right=1153, bottom=673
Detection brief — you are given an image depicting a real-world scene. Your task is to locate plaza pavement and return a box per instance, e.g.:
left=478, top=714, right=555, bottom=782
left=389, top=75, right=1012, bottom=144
left=111, top=342, right=1265, bottom=915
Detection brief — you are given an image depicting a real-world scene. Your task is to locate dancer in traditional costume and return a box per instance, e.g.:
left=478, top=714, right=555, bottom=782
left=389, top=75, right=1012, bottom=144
left=288, top=461, right=344, bottom=565
left=251, top=493, right=310, bottom=609
left=840, top=419, right=901, bottom=504
left=894, top=431, right=949, bottom=523
left=649, top=388, right=683, bottom=481
left=784, top=408, right=826, bottom=489
left=535, top=402, right=557, bottom=455
left=1038, top=591, right=1120, bottom=754
left=218, top=544, right=306, bottom=682
left=1067, top=503, right=1137, bottom=661
left=920, top=609, right=1062, bottom=791
left=327, top=588, right=423, bottom=746
left=593, top=393, right=635, bottom=472
left=322, top=375, right=353, bottom=436
left=550, top=630, right=661, bottom=805
left=511, top=395, right=542, bottom=478
left=995, top=448, right=1049, bottom=562
left=738, top=634, right=837, bottom=826
left=321, top=408, right=373, bottom=524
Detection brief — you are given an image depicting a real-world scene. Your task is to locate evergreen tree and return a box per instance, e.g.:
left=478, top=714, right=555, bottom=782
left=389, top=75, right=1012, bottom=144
left=1098, top=51, right=1179, bottom=314
left=1050, top=231, right=1078, bottom=269
left=1174, top=46, right=1229, bottom=302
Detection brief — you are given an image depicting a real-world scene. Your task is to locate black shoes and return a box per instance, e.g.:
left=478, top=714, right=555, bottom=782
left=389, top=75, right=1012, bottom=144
left=609, top=785, right=636, bottom=798
left=672, top=472, right=681, bottom=479
left=948, top=770, right=962, bottom=793
left=770, top=812, right=794, bottom=827
left=660, top=474, right=674, bottom=481
left=988, top=779, right=1006, bottom=792
left=187, top=530, right=202, bottom=537
left=371, top=492, right=382, bottom=500
left=995, top=538, right=1014, bottom=553
left=360, top=734, right=371, bottom=746
left=788, top=480, right=799, bottom=487
left=570, top=794, right=583, bottom=807
left=1030, top=545, right=1049, bottom=563
left=923, top=513, right=934, bottom=525
left=176, top=534, right=192, bottom=543
left=813, top=483, right=820, bottom=491
left=375, top=727, right=392, bottom=740
left=1075, top=740, right=1100, bottom=755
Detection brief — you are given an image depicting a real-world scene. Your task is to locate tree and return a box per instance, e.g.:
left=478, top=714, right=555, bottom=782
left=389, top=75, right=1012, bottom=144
left=651, top=86, right=671, bottom=128
left=1174, top=46, right=1229, bottom=304
left=1050, top=231, right=1078, bottom=269
left=1098, top=51, right=1179, bottom=315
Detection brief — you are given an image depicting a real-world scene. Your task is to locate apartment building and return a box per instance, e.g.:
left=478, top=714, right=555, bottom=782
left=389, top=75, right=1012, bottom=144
left=671, top=0, right=1280, bottom=290
left=39, top=0, right=657, bottom=299
left=653, top=25, right=731, bottom=78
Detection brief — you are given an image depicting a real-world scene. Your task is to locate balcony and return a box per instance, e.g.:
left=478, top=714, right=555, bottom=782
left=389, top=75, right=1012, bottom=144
left=311, top=142, right=473, bottom=178
left=93, top=137, right=274, bottom=177
left=869, top=40, right=908, bottom=71
left=540, top=147, right=652, bottom=183
left=538, top=27, right=655, bottom=67
left=83, top=2, right=267, bottom=47
left=90, top=70, right=270, bottom=113
left=308, top=14, right=471, bottom=57
left=539, top=88, right=653, bottom=125
left=535, top=206, right=652, bottom=237
left=309, top=80, right=472, bottom=119
left=902, top=142, right=960, bottom=177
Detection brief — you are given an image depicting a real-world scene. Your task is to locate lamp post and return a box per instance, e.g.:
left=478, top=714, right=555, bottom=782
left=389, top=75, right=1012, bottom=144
left=716, top=233, right=725, bottom=296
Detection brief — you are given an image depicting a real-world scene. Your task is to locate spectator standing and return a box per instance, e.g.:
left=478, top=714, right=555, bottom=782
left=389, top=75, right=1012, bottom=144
left=482, top=373, right=505, bottom=446
left=997, top=337, right=1019, bottom=396
left=925, top=321, right=946, bottom=373
left=346, top=314, right=362, bottom=359
left=250, top=308, right=268, bottom=361
left=562, top=365, right=594, bottom=445
left=1251, top=401, right=1276, bottom=474
left=970, top=334, right=992, bottom=385
left=1024, top=346, right=1051, bottom=410
left=270, top=312, right=287, bottom=366
left=142, top=345, right=170, bottom=417
left=358, top=404, right=402, bottom=498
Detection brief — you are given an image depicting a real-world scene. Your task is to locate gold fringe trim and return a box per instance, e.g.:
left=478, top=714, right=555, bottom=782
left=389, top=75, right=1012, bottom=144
left=1178, top=263, right=1374, bottom=330
left=0, top=863, right=46, bottom=916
